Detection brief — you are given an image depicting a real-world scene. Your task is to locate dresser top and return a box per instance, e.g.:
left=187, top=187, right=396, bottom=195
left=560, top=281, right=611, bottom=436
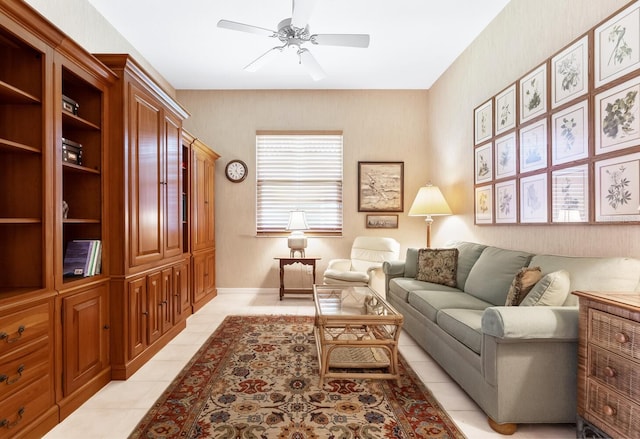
left=573, top=290, right=640, bottom=312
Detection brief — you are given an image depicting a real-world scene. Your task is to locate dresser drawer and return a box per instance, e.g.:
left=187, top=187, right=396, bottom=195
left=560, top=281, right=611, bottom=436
left=0, top=375, right=53, bottom=439
left=586, top=379, right=640, bottom=438
left=0, top=337, right=50, bottom=401
left=0, top=303, right=50, bottom=358
left=589, top=309, right=640, bottom=362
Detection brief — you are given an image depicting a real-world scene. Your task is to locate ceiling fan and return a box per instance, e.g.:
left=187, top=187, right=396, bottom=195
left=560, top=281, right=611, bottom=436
left=217, top=0, right=370, bottom=80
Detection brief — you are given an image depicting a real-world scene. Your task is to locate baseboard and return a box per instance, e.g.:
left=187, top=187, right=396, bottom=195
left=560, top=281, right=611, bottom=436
left=216, top=287, right=279, bottom=295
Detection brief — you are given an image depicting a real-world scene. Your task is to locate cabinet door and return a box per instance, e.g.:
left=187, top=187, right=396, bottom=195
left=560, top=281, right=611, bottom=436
left=127, top=277, right=147, bottom=360
left=173, top=260, right=190, bottom=325
left=192, top=147, right=215, bottom=251
left=61, top=283, right=109, bottom=396
left=160, top=267, right=173, bottom=334
left=193, top=251, right=215, bottom=306
left=163, top=114, right=182, bottom=258
left=146, top=271, right=162, bottom=344
left=128, top=85, right=163, bottom=267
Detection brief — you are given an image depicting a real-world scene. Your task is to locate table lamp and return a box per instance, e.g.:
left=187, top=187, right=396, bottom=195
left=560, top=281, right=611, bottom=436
left=287, top=210, right=309, bottom=257
left=408, top=183, right=452, bottom=248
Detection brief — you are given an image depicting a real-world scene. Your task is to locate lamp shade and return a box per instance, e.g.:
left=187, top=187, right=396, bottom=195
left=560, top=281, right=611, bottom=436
left=287, top=210, right=309, bottom=231
left=408, top=184, right=452, bottom=216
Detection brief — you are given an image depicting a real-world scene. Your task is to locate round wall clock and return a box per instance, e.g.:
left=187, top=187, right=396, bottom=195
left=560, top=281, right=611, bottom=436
left=225, top=159, right=248, bottom=183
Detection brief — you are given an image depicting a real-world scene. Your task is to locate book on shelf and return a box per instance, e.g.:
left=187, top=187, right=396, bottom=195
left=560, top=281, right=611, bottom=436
left=63, top=239, right=101, bottom=277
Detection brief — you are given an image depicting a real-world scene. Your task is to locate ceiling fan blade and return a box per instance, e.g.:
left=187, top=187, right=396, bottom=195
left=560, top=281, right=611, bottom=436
left=291, top=0, right=317, bottom=29
left=217, top=19, right=276, bottom=37
left=312, top=33, right=370, bottom=48
left=243, top=46, right=283, bottom=72
left=298, top=48, right=326, bottom=81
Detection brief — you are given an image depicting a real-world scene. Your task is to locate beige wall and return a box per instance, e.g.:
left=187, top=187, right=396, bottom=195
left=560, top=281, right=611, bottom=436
left=428, top=0, right=640, bottom=258
left=177, top=90, right=431, bottom=287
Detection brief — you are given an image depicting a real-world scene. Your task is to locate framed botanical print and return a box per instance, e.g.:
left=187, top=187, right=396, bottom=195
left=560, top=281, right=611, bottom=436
left=495, top=84, right=516, bottom=135
left=495, top=179, right=517, bottom=223
left=551, top=35, right=589, bottom=108
left=551, top=99, right=589, bottom=165
left=494, top=133, right=517, bottom=179
left=594, top=1, right=640, bottom=88
left=520, top=173, right=548, bottom=223
left=475, top=142, right=493, bottom=183
left=594, top=74, right=640, bottom=155
left=519, top=119, right=548, bottom=173
left=551, top=165, right=589, bottom=223
left=474, top=99, right=493, bottom=145
left=520, top=63, right=547, bottom=123
left=475, top=185, right=493, bottom=224
left=358, top=161, right=404, bottom=212
left=594, top=152, right=640, bottom=222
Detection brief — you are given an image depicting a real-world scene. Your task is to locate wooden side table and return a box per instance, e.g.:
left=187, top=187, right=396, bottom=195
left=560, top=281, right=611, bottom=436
left=274, top=257, right=321, bottom=300
left=573, top=290, right=640, bottom=439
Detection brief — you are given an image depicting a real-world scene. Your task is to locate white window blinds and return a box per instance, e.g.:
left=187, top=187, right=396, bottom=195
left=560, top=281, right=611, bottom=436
left=256, top=131, right=343, bottom=234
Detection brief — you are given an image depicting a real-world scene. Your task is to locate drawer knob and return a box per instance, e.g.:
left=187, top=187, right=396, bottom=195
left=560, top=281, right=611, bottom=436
left=614, top=332, right=628, bottom=344
left=0, top=406, right=25, bottom=429
left=604, top=366, right=617, bottom=378
left=0, top=365, right=25, bottom=385
left=0, top=325, right=25, bottom=344
left=603, top=405, right=616, bottom=417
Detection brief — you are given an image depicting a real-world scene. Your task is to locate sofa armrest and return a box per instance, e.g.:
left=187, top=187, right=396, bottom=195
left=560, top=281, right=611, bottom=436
left=481, top=306, right=578, bottom=340
left=382, top=260, right=406, bottom=277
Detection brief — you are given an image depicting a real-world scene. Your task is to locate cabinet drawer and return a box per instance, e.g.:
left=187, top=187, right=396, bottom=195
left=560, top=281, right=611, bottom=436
left=0, top=303, right=50, bottom=358
left=589, top=309, right=640, bottom=362
left=0, top=338, right=49, bottom=401
left=586, top=379, right=640, bottom=438
left=0, top=375, right=53, bottom=439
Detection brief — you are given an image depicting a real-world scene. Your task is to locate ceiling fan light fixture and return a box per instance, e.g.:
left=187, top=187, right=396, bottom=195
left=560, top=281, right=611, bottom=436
left=217, top=0, right=369, bottom=80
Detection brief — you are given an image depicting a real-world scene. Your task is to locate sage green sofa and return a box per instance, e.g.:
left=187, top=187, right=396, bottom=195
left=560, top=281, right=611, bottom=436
left=382, top=241, right=640, bottom=433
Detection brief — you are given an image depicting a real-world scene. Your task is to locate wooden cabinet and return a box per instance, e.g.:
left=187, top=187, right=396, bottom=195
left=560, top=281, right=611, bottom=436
left=187, top=134, right=220, bottom=312
left=57, top=282, right=110, bottom=419
left=113, top=260, right=188, bottom=379
left=575, top=291, right=640, bottom=439
left=97, top=54, right=190, bottom=379
left=0, top=294, right=57, bottom=439
left=0, top=0, right=115, bottom=435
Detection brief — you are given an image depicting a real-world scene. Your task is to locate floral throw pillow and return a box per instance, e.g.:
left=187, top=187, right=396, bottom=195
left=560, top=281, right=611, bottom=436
left=416, top=248, right=459, bottom=287
left=505, top=266, right=542, bottom=306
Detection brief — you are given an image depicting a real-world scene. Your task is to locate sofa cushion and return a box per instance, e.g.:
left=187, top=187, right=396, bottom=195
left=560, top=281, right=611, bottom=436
left=388, top=278, right=461, bottom=302
left=407, top=290, right=491, bottom=322
left=445, top=241, right=488, bottom=290
left=505, top=266, right=542, bottom=306
left=416, top=248, right=458, bottom=287
left=520, top=270, right=570, bottom=306
left=464, top=246, right=533, bottom=305
left=529, top=254, right=640, bottom=306
left=437, top=309, right=484, bottom=354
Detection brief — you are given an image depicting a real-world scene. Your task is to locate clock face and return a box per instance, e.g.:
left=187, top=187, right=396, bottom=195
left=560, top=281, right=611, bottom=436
left=225, top=160, right=248, bottom=182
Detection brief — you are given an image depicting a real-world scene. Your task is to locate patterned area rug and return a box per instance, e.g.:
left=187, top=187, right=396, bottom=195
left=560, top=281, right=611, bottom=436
left=129, top=315, right=465, bottom=438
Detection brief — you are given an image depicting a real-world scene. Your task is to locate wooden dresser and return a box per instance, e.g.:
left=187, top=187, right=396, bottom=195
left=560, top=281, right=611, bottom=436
left=574, top=291, right=640, bottom=439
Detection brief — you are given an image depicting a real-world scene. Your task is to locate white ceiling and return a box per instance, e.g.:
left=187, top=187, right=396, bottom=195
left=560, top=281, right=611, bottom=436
left=85, top=0, right=510, bottom=90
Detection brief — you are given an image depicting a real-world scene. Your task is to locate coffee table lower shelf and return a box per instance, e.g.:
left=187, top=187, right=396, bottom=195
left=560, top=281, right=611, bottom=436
left=313, top=326, right=400, bottom=384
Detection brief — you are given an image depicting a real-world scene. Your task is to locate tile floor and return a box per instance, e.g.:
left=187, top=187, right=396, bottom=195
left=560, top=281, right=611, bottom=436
left=43, top=291, right=576, bottom=439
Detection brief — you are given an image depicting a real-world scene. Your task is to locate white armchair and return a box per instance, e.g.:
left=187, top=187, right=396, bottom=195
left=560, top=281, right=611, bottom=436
left=322, top=236, right=400, bottom=292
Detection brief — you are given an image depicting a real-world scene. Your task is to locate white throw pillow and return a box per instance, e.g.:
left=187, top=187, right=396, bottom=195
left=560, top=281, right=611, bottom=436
left=520, top=269, right=570, bottom=306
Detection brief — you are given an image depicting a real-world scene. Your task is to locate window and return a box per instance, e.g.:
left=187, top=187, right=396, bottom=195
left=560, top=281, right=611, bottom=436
left=256, top=131, right=343, bottom=235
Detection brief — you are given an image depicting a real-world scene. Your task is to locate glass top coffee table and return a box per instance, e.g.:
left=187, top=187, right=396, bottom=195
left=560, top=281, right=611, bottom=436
left=313, top=284, right=403, bottom=384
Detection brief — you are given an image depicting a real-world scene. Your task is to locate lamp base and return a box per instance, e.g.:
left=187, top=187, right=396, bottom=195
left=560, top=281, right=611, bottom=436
left=288, top=233, right=307, bottom=258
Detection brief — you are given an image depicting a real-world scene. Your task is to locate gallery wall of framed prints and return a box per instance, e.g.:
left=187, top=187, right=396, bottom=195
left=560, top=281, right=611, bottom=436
left=473, top=0, right=640, bottom=225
